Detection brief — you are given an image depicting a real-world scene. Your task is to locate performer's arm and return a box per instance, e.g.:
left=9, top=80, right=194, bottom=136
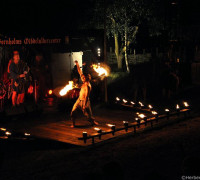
left=75, top=60, right=83, bottom=77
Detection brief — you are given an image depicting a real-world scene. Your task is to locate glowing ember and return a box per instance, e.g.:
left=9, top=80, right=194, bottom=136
left=116, top=97, right=120, bottom=101
left=165, top=109, right=170, bottom=112
left=107, top=124, right=115, bottom=127
left=123, top=99, right=128, bottom=103
left=148, top=105, right=153, bottom=109
left=138, top=114, right=145, bottom=119
left=183, top=102, right=189, bottom=107
left=0, top=128, right=6, bottom=131
left=92, top=63, right=108, bottom=77
left=59, top=81, right=73, bottom=96
left=176, top=104, right=180, bottom=109
left=94, top=127, right=101, bottom=131
left=152, top=111, right=158, bottom=115
left=130, top=101, right=135, bottom=105
left=5, top=131, right=11, bottom=136
left=24, top=133, right=30, bottom=136
left=139, top=101, right=144, bottom=107
left=48, top=89, right=53, bottom=95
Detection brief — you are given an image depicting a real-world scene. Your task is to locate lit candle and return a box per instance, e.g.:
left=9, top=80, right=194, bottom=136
left=82, top=132, right=88, bottom=142
left=176, top=104, right=180, bottom=113
left=94, top=127, right=102, bottom=134
left=152, top=111, right=158, bottom=119
left=116, top=97, right=120, bottom=102
left=135, top=117, right=141, bottom=127
left=148, top=105, right=153, bottom=109
left=5, top=131, right=11, bottom=136
left=165, top=109, right=170, bottom=119
left=183, top=102, right=189, bottom=108
left=123, top=121, right=129, bottom=132
left=123, top=99, right=128, bottom=103
left=139, top=101, right=144, bottom=107
left=130, top=101, right=135, bottom=105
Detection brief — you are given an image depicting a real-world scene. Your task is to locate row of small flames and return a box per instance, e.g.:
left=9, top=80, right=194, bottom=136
left=0, top=128, right=30, bottom=138
left=81, top=99, right=190, bottom=137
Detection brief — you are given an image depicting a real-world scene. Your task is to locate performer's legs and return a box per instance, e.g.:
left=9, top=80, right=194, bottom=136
left=70, top=99, right=81, bottom=127
left=84, top=100, right=98, bottom=125
left=12, top=91, right=17, bottom=107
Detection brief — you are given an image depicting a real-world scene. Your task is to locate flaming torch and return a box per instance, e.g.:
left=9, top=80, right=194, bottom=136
left=59, top=81, right=74, bottom=96
left=91, top=63, right=109, bottom=78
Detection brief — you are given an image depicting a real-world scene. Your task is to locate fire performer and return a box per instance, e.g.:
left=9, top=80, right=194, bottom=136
left=70, top=60, right=98, bottom=127
left=9, top=51, right=29, bottom=107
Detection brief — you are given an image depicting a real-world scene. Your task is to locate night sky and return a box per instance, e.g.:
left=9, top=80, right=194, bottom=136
left=1, top=0, right=200, bottom=37
left=1, top=0, right=94, bottom=36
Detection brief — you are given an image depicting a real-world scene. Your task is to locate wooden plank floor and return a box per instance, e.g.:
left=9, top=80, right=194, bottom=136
left=8, top=108, right=139, bottom=146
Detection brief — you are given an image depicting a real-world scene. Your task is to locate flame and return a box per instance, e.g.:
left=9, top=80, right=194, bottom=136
left=107, top=124, right=115, bottom=127
left=92, top=64, right=108, bottom=77
left=176, top=104, right=180, bottom=109
left=94, top=127, right=101, bottom=131
left=59, top=81, right=73, bottom=96
left=152, top=111, right=158, bottom=115
left=0, top=128, right=6, bottom=131
left=130, top=101, right=135, bottom=105
left=183, top=102, right=189, bottom=107
left=136, top=112, right=139, bottom=115
left=123, top=99, right=127, bottom=103
left=148, top=105, right=153, bottom=109
left=116, top=97, right=120, bottom=101
left=25, top=133, right=30, bottom=136
left=135, top=118, right=139, bottom=121
left=165, top=109, right=169, bottom=112
left=139, top=101, right=144, bottom=107
left=138, top=114, right=145, bottom=119
left=48, top=90, right=53, bottom=95
left=123, top=121, right=128, bottom=124
left=5, top=131, right=11, bottom=136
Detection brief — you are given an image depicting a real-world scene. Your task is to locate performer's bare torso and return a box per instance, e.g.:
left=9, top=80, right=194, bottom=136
left=79, top=82, right=91, bottom=100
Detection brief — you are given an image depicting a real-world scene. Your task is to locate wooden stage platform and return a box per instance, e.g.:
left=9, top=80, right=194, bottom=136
left=3, top=108, right=139, bottom=146
left=2, top=107, right=189, bottom=146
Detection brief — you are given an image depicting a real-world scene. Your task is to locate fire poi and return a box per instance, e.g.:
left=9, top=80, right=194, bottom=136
left=91, top=63, right=109, bottom=78
left=59, top=81, right=74, bottom=96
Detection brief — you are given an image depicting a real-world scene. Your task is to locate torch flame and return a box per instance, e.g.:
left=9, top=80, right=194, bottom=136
left=107, top=124, right=115, bottom=127
left=165, top=109, right=169, bottom=112
left=183, top=102, right=189, bottom=107
left=139, top=101, right=144, bottom=107
left=152, top=111, right=158, bottom=115
left=123, top=99, right=128, bottom=103
left=0, top=128, right=6, bottom=131
left=59, top=81, right=73, bottom=96
left=130, top=101, right=135, bottom=105
left=116, top=97, right=120, bottom=101
left=176, top=104, right=180, bottom=109
left=92, top=64, right=108, bottom=77
left=5, top=131, right=11, bottom=136
left=138, top=114, right=145, bottom=119
left=148, top=105, right=153, bottom=109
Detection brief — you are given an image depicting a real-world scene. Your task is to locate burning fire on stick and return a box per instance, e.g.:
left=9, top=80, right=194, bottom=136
left=59, top=81, right=74, bottom=96
left=91, top=63, right=110, bottom=78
